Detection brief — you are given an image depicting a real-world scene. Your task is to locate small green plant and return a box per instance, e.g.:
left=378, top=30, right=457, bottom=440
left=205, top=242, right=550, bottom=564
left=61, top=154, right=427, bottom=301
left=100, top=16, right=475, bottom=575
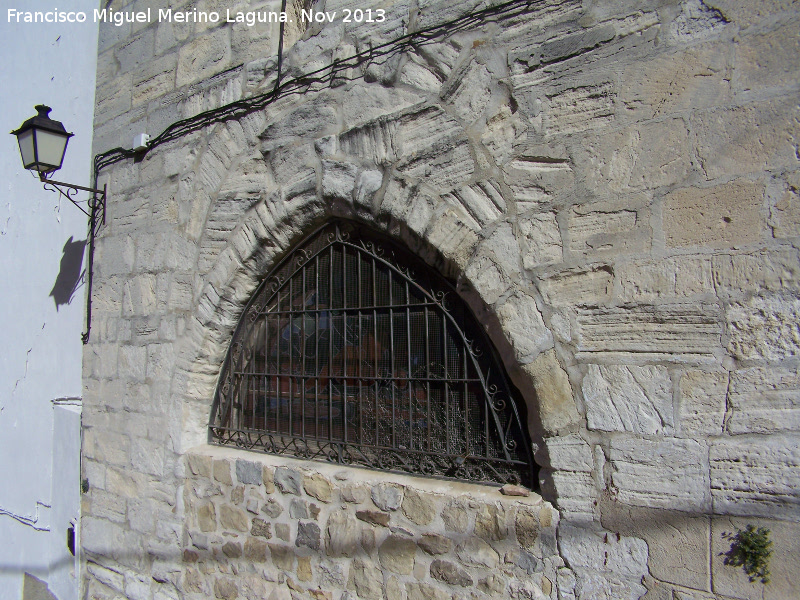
left=723, top=524, right=773, bottom=584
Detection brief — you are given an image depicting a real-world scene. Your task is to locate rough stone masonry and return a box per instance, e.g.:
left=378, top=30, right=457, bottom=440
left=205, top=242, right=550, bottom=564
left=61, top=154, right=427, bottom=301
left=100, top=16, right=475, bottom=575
left=82, top=0, right=800, bottom=599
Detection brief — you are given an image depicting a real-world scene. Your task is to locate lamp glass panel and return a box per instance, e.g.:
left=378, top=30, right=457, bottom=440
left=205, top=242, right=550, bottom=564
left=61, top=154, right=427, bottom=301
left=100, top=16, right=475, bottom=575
left=16, top=129, right=36, bottom=169
left=34, top=128, right=69, bottom=171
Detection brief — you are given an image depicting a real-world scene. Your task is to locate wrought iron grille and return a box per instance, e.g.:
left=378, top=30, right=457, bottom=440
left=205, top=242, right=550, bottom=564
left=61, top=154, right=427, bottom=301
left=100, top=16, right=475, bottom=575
left=209, top=221, right=536, bottom=486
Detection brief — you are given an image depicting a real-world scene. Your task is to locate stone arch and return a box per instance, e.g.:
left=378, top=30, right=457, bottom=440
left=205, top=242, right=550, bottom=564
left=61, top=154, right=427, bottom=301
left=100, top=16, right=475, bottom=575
left=169, top=86, right=581, bottom=499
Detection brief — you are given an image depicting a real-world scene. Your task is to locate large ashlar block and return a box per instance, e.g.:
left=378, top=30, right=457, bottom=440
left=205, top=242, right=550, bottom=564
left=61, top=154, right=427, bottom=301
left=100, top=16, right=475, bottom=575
left=558, top=523, right=648, bottom=599
left=726, top=295, right=800, bottom=360
left=610, top=437, right=710, bottom=512
left=496, top=292, right=553, bottom=362
left=663, top=180, right=765, bottom=248
left=693, top=98, right=800, bottom=180
left=573, top=118, right=693, bottom=192
left=600, top=502, right=710, bottom=591
left=617, top=255, right=714, bottom=302
left=177, top=29, right=232, bottom=87
left=567, top=202, right=651, bottom=258
left=576, top=304, right=722, bottom=362
left=736, top=18, right=800, bottom=93
left=518, top=213, right=563, bottom=269
left=679, top=369, right=728, bottom=436
left=583, top=364, right=674, bottom=435
left=728, top=366, right=800, bottom=434
left=539, top=265, right=613, bottom=307
left=769, top=178, right=800, bottom=239
left=520, top=350, right=580, bottom=435
left=711, top=516, right=800, bottom=600
left=713, top=247, right=800, bottom=297
left=710, top=434, right=800, bottom=519
left=619, top=43, right=731, bottom=119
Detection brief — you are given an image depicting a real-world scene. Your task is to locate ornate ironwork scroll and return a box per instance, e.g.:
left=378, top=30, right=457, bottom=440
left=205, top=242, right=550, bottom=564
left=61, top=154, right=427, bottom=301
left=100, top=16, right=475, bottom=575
left=209, top=221, right=536, bottom=486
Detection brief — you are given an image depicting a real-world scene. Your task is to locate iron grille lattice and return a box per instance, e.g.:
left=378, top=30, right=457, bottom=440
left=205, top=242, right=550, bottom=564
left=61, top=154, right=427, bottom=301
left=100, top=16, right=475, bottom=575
left=209, top=221, right=536, bottom=486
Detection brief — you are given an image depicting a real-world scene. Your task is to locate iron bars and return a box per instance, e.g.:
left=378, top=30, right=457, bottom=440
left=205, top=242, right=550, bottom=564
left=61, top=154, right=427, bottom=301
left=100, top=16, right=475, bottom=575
left=210, top=221, right=535, bottom=486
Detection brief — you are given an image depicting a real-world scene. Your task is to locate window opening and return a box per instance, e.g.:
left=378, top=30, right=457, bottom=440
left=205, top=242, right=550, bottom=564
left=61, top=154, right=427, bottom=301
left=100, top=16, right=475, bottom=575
left=210, top=221, right=536, bottom=486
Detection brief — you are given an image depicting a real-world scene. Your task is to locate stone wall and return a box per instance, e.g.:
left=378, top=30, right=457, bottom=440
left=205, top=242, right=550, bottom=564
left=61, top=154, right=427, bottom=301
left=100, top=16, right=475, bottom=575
left=180, top=447, right=559, bottom=600
left=82, top=0, right=800, bottom=599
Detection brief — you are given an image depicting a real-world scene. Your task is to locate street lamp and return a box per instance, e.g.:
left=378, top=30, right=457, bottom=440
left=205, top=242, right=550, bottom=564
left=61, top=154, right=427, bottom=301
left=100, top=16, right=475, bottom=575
left=11, top=105, right=107, bottom=344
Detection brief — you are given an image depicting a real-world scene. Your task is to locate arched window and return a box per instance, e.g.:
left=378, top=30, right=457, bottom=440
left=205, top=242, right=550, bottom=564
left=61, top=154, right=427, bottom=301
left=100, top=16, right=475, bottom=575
left=210, top=221, right=536, bottom=486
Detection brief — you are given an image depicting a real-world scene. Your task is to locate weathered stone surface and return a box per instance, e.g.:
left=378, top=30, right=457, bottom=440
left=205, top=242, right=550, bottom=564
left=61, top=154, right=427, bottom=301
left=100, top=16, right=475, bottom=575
left=664, top=181, right=764, bottom=248
left=213, top=460, right=233, bottom=485
left=289, top=498, right=308, bottom=519
left=326, top=511, right=359, bottom=557
left=430, top=559, right=473, bottom=587
left=176, top=29, right=231, bottom=87
left=770, top=182, right=800, bottom=239
left=274, top=467, right=303, bottom=495
left=222, top=541, right=242, bottom=558
left=220, top=505, right=249, bottom=532
left=693, top=98, right=800, bottom=180
left=617, top=256, right=714, bottom=302
left=379, top=536, right=417, bottom=574
left=296, top=521, right=321, bottom=550
left=576, top=305, right=722, bottom=361
left=583, top=364, right=674, bottom=434
left=515, top=507, right=539, bottom=548
left=619, top=44, right=730, bottom=119
left=261, top=499, right=282, bottom=518
left=601, top=502, right=710, bottom=590
left=559, top=523, right=648, bottom=598
left=236, top=459, right=262, bottom=485
left=537, top=435, right=594, bottom=473
left=356, top=510, right=390, bottom=527
left=418, top=533, right=452, bottom=555
left=456, top=537, right=499, bottom=568
left=710, top=435, right=800, bottom=519
left=348, top=559, right=383, bottom=600
left=474, top=504, right=508, bottom=541
left=372, top=483, right=404, bottom=511
left=406, top=582, right=450, bottom=600
left=441, top=499, right=470, bottom=533
left=539, top=265, right=613, bottom=307
left=251, top=518, right=271, bottom=539
left=728, top=366, right=800, bottom=434
left=610, top=437, right=710, bottom=512
left=244, top=537, right=268, bottom=561
left=712, top=516, right=800, bottom=600
left=518, top=213, right=563, bottom=269
left=268, top=543, right=295, bottom=570
left=726, top=296, right=800, bottom=360
left=401, top=488, right=436, bottom=525
left=713, top=247, right=800, bottom=297
left=574, top=118, right=692, bottom=192
left=679, top=369, right=728, bottom=436
left=197, top=502, right=216, bottom=532
left=521, top=350, right=580, bottom=434
left=304, top=473, right=332, bottom=502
